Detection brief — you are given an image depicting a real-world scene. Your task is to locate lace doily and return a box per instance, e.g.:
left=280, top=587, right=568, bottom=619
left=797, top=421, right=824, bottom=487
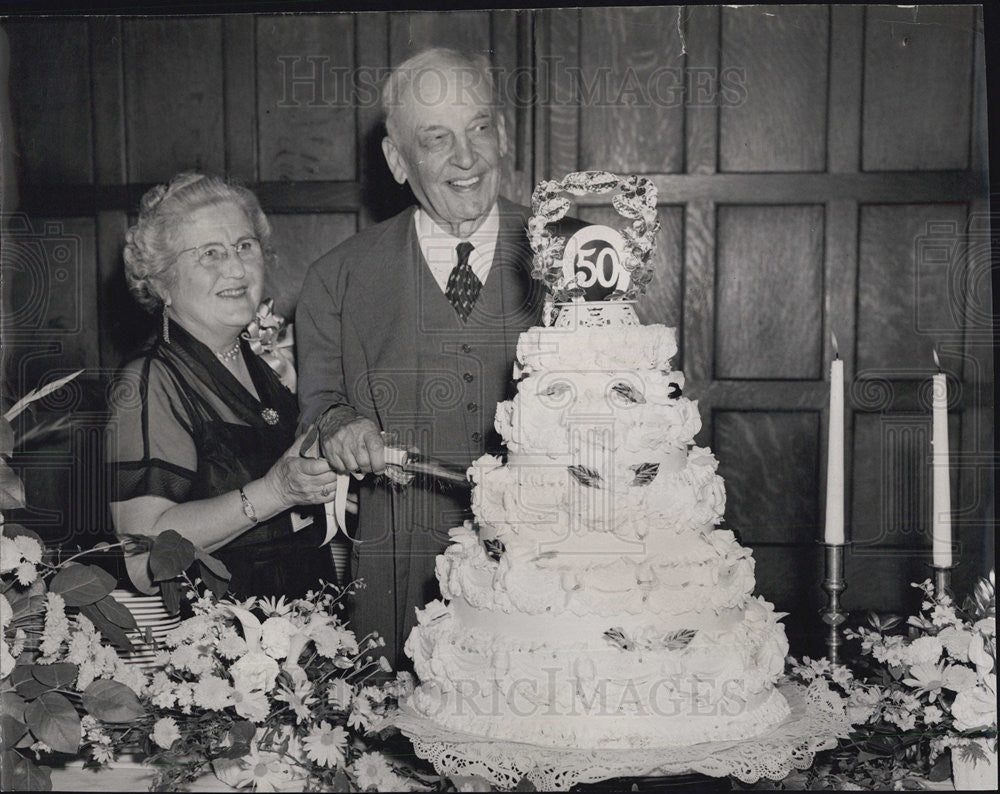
left=380, top=683, right=849, bottom=791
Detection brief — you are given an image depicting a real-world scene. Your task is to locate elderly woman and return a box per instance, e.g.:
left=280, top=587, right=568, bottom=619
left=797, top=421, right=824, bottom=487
left=107, top=172, right=339, bottom=598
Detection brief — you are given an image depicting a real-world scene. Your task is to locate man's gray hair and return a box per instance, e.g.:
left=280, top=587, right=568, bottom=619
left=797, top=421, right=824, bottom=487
left=381, top=47, right=498, bottom=139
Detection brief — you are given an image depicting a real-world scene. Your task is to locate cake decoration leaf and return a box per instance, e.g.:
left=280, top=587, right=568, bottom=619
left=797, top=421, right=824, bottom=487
left=567, top=465, right=602, bottom=488
left=629, top=462, right=660, bottom=486
left=662, top=629, right=697, bottom=651
left=483, top=538, right=506, bottom=562
left=603, top=627, right=697, bottom=652
left=542, top=381, right=571, bottom=398
left=611, top=382, right=646, bottom=404
left=603, top=627, right=631, bottom=651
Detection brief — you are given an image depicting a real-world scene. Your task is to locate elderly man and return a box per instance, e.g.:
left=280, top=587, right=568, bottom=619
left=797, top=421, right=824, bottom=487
left=296, top=47, right=581, bottom=667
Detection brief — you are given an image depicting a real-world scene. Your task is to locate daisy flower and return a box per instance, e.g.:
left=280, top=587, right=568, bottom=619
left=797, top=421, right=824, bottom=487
left=302, top=721, right=347, bottom=768
left=216, top=626, right=249, bottom=660
left=12, top=534, right=43, bottom=564
left=902, top=662, right=947, bottom=702
left=328, top=679, right=354, bottom=710
left=923, top=704, right=944, bottom=725
left=257, top=595, right=292, bottom=617
left=351, top=751, right=394, bottom=791
left=231, top=687, right=271, bottom=723
left=274, top=680, right=317, bottom=724
left=15, top=562, right=37, bottom=585
left=151, top=717, right=181, bottom=749
left=348, top=696, right=376, bottom=732
left=193, top=675, right=235, bottom=711
left=237, top=747, right=294, bottom=792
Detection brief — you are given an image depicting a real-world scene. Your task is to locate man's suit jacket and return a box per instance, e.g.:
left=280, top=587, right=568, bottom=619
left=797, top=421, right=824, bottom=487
left=297, top=196, right=572, bottom=667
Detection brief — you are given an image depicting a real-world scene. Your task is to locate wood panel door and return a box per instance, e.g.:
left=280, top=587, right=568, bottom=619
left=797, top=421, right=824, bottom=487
left=534, top=4, right=991, bottom=653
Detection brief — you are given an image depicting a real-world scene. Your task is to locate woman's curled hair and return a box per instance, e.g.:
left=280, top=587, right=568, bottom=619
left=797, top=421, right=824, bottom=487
left=122, top=172, right=275, bottom=312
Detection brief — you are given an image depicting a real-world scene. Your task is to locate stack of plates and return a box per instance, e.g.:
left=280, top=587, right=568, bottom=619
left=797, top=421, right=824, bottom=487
left=110, top=589, right=181, bottom=669
left=329, top=540, right=350, bottom=586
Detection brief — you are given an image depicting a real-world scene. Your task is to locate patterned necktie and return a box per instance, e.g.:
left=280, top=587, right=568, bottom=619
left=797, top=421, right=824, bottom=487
left=445, top=241, right=481, bottom=322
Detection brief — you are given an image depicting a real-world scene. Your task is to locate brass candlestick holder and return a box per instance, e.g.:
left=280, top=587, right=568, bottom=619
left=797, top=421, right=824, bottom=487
left=820, top=543, right=848, bottom=665
left=931, top=562, right=956, bottom=600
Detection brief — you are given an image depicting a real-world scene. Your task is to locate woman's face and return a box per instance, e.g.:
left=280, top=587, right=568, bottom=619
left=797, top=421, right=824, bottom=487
left=164, top=201, right=264, bottom=346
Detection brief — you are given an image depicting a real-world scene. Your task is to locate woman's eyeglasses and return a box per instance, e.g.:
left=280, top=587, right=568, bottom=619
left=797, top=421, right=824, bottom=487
left=178, top=237, right=263, bottom=268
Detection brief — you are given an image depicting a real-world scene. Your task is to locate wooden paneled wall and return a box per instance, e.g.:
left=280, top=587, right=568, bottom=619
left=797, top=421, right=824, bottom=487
left=1, top=7, right=991, bottom=651
left=534, top=5, right=991, bottom=648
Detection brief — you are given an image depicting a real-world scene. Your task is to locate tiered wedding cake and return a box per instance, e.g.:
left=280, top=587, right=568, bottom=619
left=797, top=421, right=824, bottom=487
left=403, top=173, right=790, bottom=750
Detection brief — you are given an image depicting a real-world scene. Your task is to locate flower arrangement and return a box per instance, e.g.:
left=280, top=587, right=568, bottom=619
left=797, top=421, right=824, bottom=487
left=783, top=572, right=996, bottom=790
left=117, top=573, right=429, bottom=792
left=1, top=523, right=437, bottom=792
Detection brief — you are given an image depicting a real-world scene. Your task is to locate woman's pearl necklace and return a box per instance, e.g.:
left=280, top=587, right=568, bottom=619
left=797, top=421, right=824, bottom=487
left=216, top=340, right=241, bottom=362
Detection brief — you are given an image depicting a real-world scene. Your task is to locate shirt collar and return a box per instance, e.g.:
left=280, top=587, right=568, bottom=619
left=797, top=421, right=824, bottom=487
left=414, top=203, right=500, bottom=271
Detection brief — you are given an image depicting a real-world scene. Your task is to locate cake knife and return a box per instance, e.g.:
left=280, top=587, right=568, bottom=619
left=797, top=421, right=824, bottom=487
left=382, top=445, right=473, bottom=489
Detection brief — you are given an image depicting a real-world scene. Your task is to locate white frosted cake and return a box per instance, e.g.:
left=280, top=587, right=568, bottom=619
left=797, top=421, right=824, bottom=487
left=403, top=303, right=790, bottom=749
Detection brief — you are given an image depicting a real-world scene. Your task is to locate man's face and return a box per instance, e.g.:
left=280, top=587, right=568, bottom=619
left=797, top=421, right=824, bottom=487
left=382, top=63, right=507, bottom=237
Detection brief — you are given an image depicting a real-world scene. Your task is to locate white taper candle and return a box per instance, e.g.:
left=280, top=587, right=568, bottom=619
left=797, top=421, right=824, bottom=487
left=932, top=368, right=952, bottom=567
left=825, top=351, right=845, bottom=545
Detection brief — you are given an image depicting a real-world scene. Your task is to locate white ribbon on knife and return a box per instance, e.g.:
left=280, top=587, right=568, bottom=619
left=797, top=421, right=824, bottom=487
left=301, top=432, right=410, bottom=546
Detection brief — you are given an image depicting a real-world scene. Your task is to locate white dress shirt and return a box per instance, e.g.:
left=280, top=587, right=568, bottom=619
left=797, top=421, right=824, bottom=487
left=414, top=204, right=500, bottom=293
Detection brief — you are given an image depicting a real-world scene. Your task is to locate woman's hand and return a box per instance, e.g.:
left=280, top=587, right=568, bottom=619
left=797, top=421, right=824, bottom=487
left=262, top=434, right=340, bottom=508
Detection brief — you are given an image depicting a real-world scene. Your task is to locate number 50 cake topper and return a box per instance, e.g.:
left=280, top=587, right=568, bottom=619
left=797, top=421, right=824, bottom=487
left=528, top=171, right=660, bottom=310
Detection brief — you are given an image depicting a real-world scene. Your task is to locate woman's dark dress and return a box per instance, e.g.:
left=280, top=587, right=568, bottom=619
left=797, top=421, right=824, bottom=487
left=108, top=322, right=334, bottom=599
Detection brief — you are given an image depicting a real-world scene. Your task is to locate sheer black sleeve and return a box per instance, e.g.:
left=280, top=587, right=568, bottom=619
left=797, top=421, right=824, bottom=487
left=106, top=357, right=199, bottom=504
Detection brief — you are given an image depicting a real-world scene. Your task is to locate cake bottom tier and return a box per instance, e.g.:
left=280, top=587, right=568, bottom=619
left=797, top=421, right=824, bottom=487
left=404, top=597, right=791, bottom=750
left=405, top=677, right=790, bottom=750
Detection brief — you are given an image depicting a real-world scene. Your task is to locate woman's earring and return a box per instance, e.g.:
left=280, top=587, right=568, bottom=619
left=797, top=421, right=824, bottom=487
left=162, top=303, right=170, bottom=344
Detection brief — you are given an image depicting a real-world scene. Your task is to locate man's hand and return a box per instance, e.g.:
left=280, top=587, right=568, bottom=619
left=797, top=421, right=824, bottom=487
left=319, top=416, right=386, bottom=477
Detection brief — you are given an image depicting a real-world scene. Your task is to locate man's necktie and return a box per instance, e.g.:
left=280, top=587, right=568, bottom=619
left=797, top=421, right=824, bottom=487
left=445, top=241, right=481, bottom=322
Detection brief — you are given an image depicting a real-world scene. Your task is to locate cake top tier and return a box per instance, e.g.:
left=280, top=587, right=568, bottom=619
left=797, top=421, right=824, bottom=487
left=516, top=323, right=678, bottom=374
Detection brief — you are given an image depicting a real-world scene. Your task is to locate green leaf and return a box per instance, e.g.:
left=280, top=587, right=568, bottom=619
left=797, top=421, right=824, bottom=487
left=9, top=666, right=52, bottom=699
left=149, top=530, right=196, bottom=581
left=48, top=563, right=116, bottom=606
left=94, top=594, right=139, bottom=631
left=3, top=750, right=53, bottom=792
left=81, top=679, right=145, bottom=723
left=79, top=603, right=134, bottom=653
left=197, top=559, right=229, bottom=600
left=24, top=691, right=81, bottom=755
left=0, top=458, right=25, bottom=509
left=929, top=753, right=952, bottom=782
left=8, top=589, right=46, bottom=622
left=31, top=663, right=79, bottom=689
left=160, top=579, right=181, bottom=616
left=194, top=549, right=231, bottom=581
left=1, top=523, right=43, bottom=545
left=222, top=720, right=255, bottom=759
left=330, top=767, right=350, bottom=792
left=0, top=418, right=14, bottom=456
left=1, top=714, right=28, bottom=747
left=1, top=692, right=27, bottom=723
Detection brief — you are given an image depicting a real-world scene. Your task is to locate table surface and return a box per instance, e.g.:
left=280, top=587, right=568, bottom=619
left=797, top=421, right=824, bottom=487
left=47, top=760, right=240, bottom=792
